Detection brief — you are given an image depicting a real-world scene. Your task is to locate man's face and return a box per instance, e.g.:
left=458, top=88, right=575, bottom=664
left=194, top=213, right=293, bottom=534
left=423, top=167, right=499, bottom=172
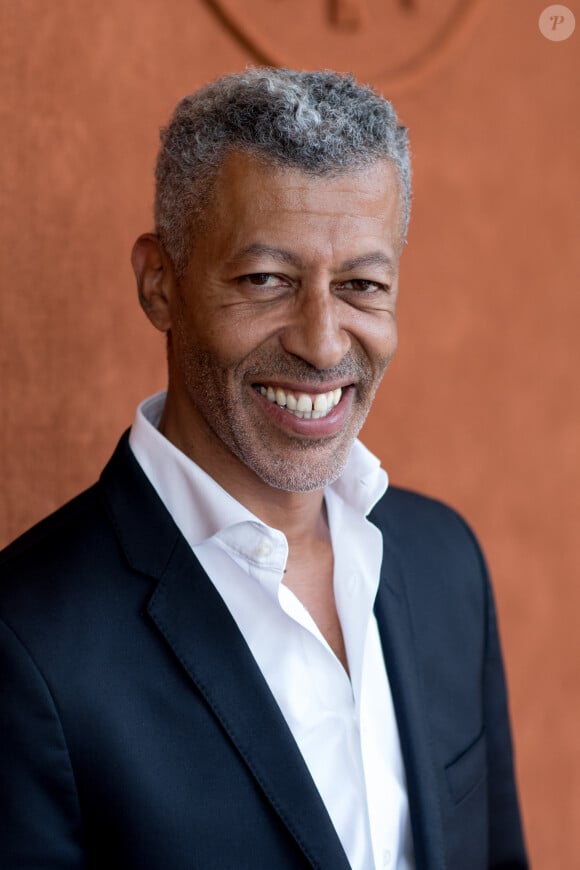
left=165, top=152, right=402, bottom=493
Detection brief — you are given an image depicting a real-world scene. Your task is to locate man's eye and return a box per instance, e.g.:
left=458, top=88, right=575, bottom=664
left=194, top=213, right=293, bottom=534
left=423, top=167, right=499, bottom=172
left=243, top=273, right=281, bottom=287
left=339, top=279, right=388, bottom=293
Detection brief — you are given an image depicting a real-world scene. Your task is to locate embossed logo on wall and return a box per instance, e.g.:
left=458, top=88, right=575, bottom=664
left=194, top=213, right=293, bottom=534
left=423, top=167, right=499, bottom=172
left=204, top=0, right=482, bottom=86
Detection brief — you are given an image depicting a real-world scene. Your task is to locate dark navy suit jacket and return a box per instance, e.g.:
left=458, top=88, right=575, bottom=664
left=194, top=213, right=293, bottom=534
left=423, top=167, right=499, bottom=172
left=0, top=433, right=528, bottom=869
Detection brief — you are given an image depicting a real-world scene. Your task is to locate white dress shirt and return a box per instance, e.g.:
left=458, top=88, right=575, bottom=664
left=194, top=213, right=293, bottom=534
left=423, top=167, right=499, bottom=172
left=129, top=391, right=414, bottom=870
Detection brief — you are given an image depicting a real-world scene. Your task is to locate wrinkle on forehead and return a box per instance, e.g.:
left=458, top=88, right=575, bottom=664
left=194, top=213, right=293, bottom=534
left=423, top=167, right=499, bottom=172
left=195, top=150, right=404, bottom=263
left=218, top=150, right=400, bottom=206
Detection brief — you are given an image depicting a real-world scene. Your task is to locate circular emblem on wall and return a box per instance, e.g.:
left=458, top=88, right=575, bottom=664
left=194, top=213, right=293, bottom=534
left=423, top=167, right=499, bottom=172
left=205, top=0, right=483, bottom=88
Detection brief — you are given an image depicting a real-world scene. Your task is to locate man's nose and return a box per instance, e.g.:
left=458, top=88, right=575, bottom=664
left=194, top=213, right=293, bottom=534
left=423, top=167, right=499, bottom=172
left=279, top=288, right=351, bottom=371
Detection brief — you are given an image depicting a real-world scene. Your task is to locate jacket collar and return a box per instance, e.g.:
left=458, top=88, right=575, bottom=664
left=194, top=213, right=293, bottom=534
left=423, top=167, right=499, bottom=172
left=370, top=503, right=447, bottom=870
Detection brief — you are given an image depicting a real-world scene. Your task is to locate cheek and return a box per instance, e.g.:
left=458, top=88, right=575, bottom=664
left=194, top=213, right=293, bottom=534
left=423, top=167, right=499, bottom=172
left=384, top=320, right=398, bottom=358
left=172, top=313, right=233, bottom=370
left=356, top=316, right=398, bottom=374
left=192, top=306, right=273, bottom=364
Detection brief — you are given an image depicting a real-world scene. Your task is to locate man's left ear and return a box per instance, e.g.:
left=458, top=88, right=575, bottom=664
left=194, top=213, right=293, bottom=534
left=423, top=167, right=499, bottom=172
left=131, top=233, right=176, bottom=333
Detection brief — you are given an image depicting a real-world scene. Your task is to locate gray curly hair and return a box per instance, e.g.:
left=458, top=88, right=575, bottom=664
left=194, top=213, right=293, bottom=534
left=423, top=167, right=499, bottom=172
left=155, top=67, right=411, bottom=277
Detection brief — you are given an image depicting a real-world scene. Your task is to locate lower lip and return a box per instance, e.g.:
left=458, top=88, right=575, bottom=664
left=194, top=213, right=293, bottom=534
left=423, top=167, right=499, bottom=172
left=251, top=386, right=355, bottom=438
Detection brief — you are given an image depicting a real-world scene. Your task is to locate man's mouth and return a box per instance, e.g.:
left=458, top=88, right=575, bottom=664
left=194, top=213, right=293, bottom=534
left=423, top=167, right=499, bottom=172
left=253, top=384, right=343, bottom=419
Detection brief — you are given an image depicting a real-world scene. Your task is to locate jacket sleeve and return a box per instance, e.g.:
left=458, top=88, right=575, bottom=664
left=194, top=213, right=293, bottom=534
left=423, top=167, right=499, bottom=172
left=0, top=617, right=86, bottom=869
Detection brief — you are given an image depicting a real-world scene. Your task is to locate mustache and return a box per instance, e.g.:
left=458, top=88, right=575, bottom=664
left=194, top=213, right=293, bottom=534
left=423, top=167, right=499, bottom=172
left=243, top=349, right=372, bottom=386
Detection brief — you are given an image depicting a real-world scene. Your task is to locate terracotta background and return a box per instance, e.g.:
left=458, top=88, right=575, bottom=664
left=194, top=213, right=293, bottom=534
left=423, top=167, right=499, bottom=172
left=1, top=1, right=579, bottom=866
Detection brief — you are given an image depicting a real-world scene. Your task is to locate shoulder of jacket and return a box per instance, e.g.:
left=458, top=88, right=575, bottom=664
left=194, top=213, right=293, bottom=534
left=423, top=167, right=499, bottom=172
left=0, top=483, right=104, bottom=577
left=371, top=484, right=488, bottom=577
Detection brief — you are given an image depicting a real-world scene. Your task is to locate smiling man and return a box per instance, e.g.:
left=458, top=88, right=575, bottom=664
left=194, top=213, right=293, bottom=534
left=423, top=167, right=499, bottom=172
left=0, top=69, right=527, bottom=869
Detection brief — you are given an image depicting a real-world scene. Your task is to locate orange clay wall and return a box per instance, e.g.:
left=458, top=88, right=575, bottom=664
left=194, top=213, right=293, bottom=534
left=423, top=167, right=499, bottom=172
left=1, top=2, right=579, bottom=865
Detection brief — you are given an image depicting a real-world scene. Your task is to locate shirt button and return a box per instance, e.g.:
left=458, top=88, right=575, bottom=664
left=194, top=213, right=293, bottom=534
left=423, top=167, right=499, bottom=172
left=383, top=848, right=392, bottom=866
left=254, top=540, right=273, bottom=559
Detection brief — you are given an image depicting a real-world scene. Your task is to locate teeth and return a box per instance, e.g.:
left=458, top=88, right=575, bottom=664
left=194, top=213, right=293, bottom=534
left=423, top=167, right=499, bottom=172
left=257, top=384, right=343, bottom=419
left=313, top=394, right=328, bottom=413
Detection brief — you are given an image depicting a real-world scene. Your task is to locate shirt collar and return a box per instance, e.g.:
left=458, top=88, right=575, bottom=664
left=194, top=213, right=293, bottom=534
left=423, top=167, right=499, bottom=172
left=128, top=390, right=388, bottom=547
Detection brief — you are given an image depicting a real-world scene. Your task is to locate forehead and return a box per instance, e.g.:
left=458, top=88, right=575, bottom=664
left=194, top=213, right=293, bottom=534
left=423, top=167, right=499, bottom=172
left=202, top=151, right=403, bottom=253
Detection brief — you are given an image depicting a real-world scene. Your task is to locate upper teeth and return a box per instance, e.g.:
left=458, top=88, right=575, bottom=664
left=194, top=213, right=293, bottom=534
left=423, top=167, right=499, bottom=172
left=258, top=385, right=343, bottom=419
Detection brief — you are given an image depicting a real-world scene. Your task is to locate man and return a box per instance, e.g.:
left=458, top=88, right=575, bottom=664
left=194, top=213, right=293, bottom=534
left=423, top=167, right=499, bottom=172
left=0, top=69, right=527, bottom=869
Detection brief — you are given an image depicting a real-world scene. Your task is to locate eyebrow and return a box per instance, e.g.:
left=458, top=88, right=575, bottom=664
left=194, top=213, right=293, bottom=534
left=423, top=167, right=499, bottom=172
left=229, top=244, right=394, bottom=274
left=229, top=244, right=304, bottom=269
left=339, top=252, right=395, bottom=274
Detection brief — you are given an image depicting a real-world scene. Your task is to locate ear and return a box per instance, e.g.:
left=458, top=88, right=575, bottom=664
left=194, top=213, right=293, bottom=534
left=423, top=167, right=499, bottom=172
left=131, top=233, right=176, bottom=332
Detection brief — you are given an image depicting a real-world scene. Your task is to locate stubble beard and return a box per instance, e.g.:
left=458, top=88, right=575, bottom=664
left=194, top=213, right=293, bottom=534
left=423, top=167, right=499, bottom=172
left=178, top=344, right=388, bottom=494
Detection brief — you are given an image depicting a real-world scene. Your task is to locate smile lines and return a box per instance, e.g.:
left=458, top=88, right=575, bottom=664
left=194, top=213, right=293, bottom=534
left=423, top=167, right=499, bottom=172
left=256, top=385, right=343, bottom=419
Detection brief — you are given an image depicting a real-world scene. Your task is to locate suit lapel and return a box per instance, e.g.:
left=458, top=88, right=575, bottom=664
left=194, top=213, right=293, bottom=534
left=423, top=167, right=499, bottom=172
left=373, top=526, right=446, bottom=870
left=100, top=434, right=351, bottom=870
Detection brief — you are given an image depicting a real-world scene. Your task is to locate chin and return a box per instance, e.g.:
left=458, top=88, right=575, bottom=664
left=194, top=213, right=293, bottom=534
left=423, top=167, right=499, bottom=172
left=242, top=442, right=352, bottom=494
